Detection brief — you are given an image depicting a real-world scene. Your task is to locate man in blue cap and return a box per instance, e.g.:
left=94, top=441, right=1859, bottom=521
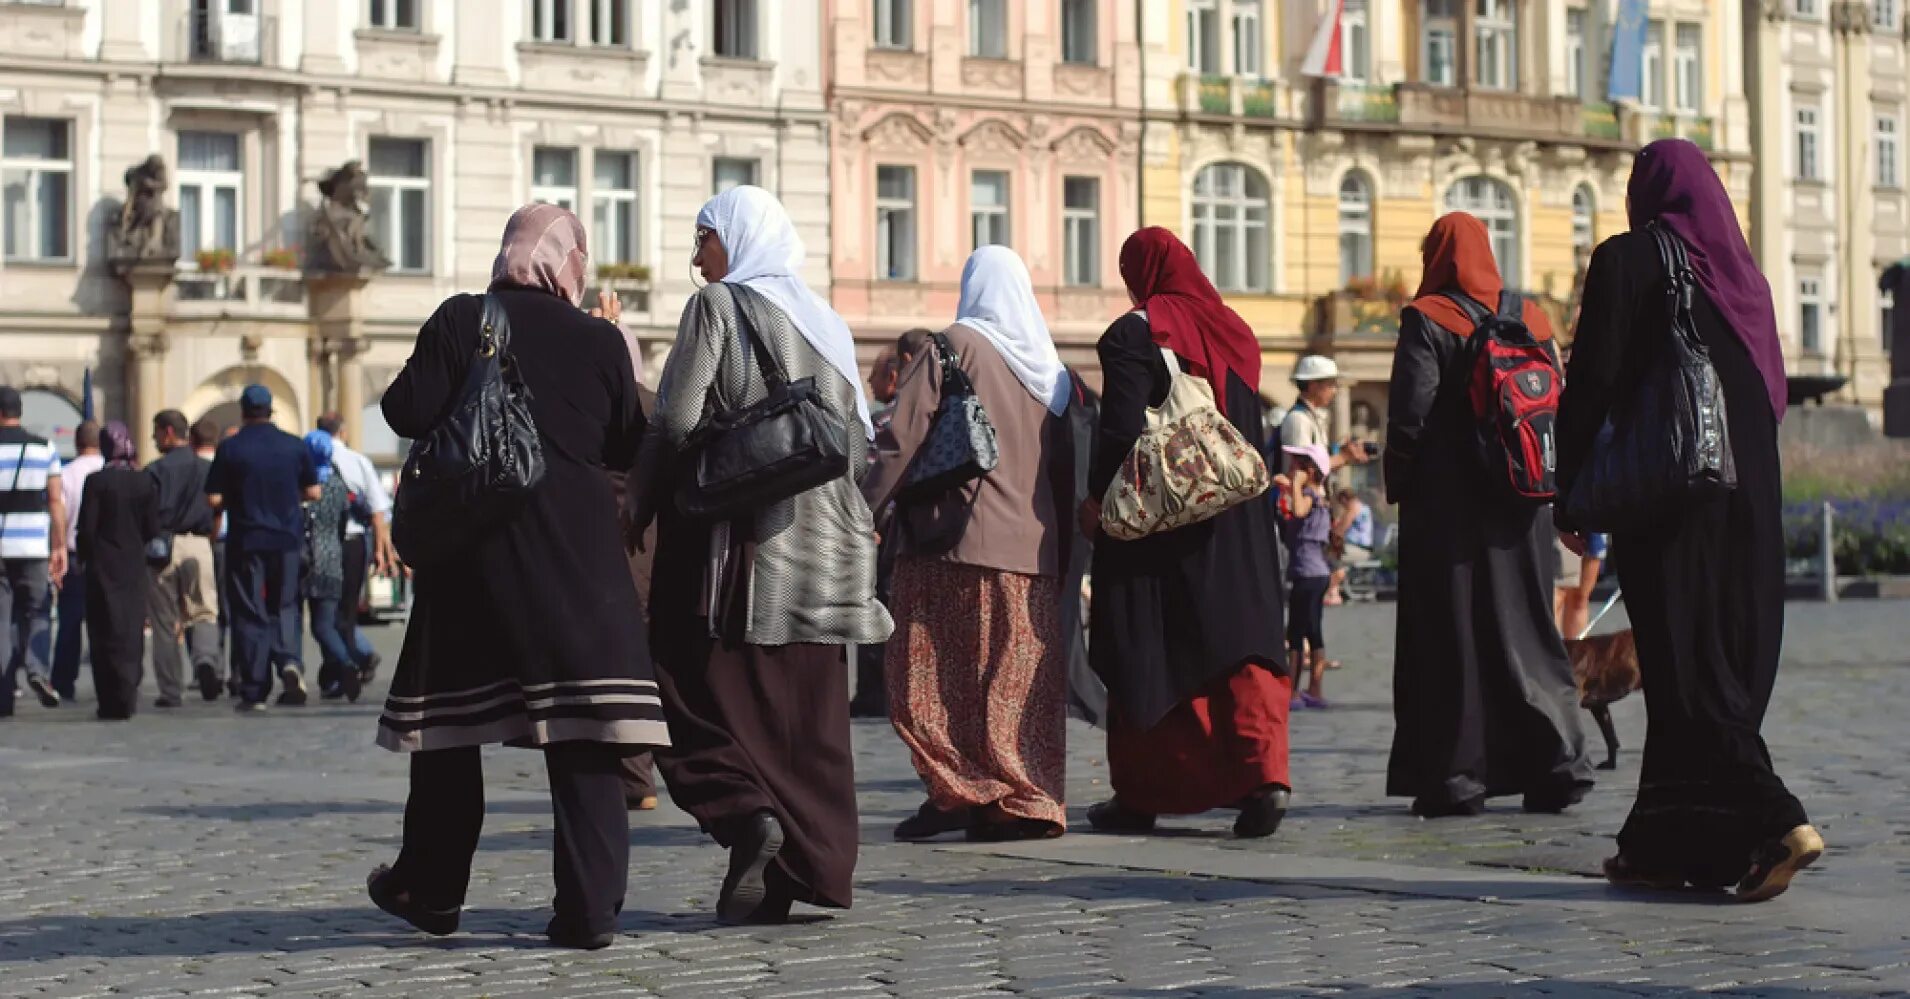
left=205, top=385, right=318, bottom=711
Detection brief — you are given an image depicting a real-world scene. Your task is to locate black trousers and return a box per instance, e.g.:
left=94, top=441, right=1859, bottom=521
left=1286, top=575, right=1328, bottom=654
left=392, top=744, right=630, bottom=934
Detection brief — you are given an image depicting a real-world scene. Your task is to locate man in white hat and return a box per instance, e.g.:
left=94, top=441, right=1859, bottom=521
left=1279, top=354, right=1371, bottom=475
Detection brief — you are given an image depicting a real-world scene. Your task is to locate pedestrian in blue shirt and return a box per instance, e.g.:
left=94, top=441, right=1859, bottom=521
left=205, top=385, right=318, bottom=711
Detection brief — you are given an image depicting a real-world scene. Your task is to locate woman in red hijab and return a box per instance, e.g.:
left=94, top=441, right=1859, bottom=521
left=1383, top=213, right=1593, bottom=819
left=1081, top=227, right=1292, bottom=838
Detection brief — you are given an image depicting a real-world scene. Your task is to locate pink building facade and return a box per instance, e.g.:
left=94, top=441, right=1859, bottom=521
left=826, top=0, right=1143, bottom=371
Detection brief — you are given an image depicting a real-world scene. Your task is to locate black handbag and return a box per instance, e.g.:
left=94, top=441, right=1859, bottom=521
left=675, top=286, right=852, bottom=521
left=898, top=330, right=1000, bottom=504
left=392, top=294, right=546, bottom=566
left=1563, top=222, right=1737, bottom=533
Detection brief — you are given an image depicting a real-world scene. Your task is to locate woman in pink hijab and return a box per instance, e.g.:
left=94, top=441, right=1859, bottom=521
left=369, top=203, right=667, bottom=950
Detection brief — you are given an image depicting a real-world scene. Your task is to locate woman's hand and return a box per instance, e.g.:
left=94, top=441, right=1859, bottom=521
left=1078, top=497, right=1103, bottom=538
left=623, top=485, right=656, bottom=555
left=591, top=288, right=624, bottom=324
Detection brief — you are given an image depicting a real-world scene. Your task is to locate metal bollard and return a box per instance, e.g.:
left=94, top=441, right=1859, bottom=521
left=1822, top=501, right=1838, bottom=603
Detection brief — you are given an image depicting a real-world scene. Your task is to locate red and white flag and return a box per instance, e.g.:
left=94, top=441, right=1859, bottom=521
left=1301, top=0, right=1347, bottom=78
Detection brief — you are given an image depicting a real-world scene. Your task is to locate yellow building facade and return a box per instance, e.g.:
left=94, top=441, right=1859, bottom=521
left=1135, top=0, right=1750, bottom=441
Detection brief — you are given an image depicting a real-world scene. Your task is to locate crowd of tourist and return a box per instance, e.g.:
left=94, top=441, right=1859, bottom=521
left=0, top=137, right=1824, bottom=948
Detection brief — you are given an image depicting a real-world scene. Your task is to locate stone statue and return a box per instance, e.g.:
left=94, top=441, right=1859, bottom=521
left=108, top=155, right=180, bottom=267
left=307, top=160, right=390, bottom=274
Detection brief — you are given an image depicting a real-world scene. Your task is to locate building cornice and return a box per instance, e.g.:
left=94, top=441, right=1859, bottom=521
left=827, top=85, right=1142, bottom=125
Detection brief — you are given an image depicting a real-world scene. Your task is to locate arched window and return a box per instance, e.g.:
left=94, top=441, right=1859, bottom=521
left=1443, top=176, right=1521, bottom=285
left=1571, top=184, right=1596, bottom=260
left=1191, top=162, right=1270, bottom=293
left=1338, top=171, right=1374, bottom=285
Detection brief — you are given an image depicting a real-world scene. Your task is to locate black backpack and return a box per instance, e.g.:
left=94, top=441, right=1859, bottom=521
left=393, top=295, right=546, bottom=566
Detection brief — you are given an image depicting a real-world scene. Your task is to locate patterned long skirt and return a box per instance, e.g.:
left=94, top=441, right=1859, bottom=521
left=886, top=557, right=1067, bottom=827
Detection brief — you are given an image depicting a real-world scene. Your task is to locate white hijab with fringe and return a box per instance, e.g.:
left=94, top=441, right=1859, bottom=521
left=954, top=245, right=1070, bottom=416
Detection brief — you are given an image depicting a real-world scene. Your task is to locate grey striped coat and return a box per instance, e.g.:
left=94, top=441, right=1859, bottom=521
left=640, top=282, right=894, bottom=648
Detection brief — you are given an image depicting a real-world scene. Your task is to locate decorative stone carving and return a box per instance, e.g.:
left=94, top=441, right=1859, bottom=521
left=866, top=49, right=928, bottom=87
left=961, top=57, right=1024, bottom=94
left=959, top=118, right=1028, bottom=156
left=108, top=155, right=180, bottom=269
left=1053, top=64, right=1112, bottom=101
left=863, top=112, right=934, bottom=153
left=307, top=161, right=391, bottom=274
left=1054, top=126, right=1118, bottom=163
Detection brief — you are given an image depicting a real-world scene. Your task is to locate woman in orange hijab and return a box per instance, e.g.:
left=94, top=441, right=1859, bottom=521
left=1382, top=212, right=1593, bottom=819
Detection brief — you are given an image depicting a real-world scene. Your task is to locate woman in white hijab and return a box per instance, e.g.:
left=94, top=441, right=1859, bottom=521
left=864, top=245, right=1077, bottom=843
left=628, top=185, right=892, bottom=926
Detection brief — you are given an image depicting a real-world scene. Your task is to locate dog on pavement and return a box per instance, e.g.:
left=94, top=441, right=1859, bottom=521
left=1564, top=629, right=1640, bottom=771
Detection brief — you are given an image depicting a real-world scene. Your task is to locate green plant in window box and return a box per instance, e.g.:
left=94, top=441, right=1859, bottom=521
left=596, top=262, right=652, bottom=283
left=261, top=247, right=299, bottom=270
left=196, top=248, right=236, bottom=273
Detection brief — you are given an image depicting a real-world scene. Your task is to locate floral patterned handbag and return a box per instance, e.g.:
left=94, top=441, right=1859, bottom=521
left=899, top=331, right=1000, bottom=503
left=1100, top=345, right=1270, bottom=541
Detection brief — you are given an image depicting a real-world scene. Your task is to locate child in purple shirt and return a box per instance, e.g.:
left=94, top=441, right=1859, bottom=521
left=1278, top=444, right=1334, bottom=708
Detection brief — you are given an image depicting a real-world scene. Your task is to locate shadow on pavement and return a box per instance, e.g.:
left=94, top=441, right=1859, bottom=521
left=861, top=871, right=1709, bottom=908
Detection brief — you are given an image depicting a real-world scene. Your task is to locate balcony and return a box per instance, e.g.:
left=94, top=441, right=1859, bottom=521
left=1580, top=102, right=1621, bottom=141
left=1309, top=80, right=1628, bottom=147
left=1636, top=112, right=1717, bottom=151
left=176, top=12, right=278, bottom=67
left=1178, top=74, right=1288, bottom=121
left=174, top=264, right=305, bottom=317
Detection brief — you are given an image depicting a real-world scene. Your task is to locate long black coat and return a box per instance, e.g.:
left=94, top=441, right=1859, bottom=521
left=1383, top=306, right=1592, bottom=803
left=376, top=288, right=667, bottom=753
left=78, top=467, right=156, bottom=715
left=1088, top=312, right=1287, bottom=729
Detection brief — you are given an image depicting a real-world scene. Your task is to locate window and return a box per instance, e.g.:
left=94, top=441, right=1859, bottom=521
left=1879, top=114, right=1900, bottom=188
left=1423, top=0, right=1457, bottom=86
left=531, top=0, right=570, bottom=42
left=1190, top=163, right=1270, bottom=293
left=1187, top=0, right=1220, bottom=73
left=712, top=157, right=758, bottom=194
left=1234, top=0, right=1262, bottom=77
left=1338, top=172, right=1373, bottom=285
left=1796, top=105, right=1821, bottom=181
left=531, top=146, right=578, bottom=210
left=1564, top=9, right=1586, bottom=99
left=1799, top=278, right=1823, bottom=354
left=589, top=0, right=627, bottom=46
left=2, top=118, right=71, bottom=263
left=368, top=138, right=428, bottom=273
left=875, top=165, right=916, bottom=281
left=874, top=0, right=911, bottom=50
left=971, top=170, right=1010, bottom=249
left=1794, top=0, right=1818, bottom=16
left=1061, top=0, right=1096, bottom=64
left=1641, top=20, right=1664, bottom=109
left=1475, top=0, right=1518, bottom=91
left=1063, top=176, right=1099, bottom=287
left=968, top=0, right=1006, bottom=58
left=593, top=151, right=639, bottom=266
left=368, top=0, right=418, bottom=30
left=1340, top=0, right=1369, bottom=82
left=1673, top=24, right=1702, bottom=114
left=1571, top=184, right=1596, bottom=259
left=1444, top=176, right=1521, bottom=284
left=1877, top=0, right=1899, bottom=32
left=713, top=0, right=757, bottom=59
left=177, top=130, right=242, bottom=264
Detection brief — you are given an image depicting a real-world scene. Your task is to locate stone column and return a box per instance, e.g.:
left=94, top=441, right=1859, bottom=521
left=306, top=271, right=374, bottom=437
left=118, top=262, right=177, bottom=466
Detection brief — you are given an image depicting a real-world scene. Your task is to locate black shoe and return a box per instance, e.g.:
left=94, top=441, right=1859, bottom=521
left=544, top=916, right=615, bottom=950
left=319, top=683, right=345, bottom=701
left=894, top=801, right=973, bottom=842
left=966, top=817, right=1065, bottom=842
left=1234, top=785, right=1290, bottom=839
left=1086, top=799, right=1157, bottom=834
left=341, top=664, right=364, bottom=704
left=360, top=652, right=383, bottom=685
left=26, top=675, right=60, bottom=708
left=367, top=865, right=460, bottom=936
left=717, top=811, right=784, bottom=925
left=195, top=662, right=222, bottom=701
left=154, top=697, right=183, bottom=709
left=1523, top=782, right=1590, bottom=815
left=276, top=666, right=308, bottom=706
left=1411, top=793, right=1486, bottom=818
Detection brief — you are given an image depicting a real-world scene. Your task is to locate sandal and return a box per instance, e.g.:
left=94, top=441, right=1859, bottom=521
left=366, top=865, right=460, bottom=936
left=1736, top=825, right=1825, bottom=903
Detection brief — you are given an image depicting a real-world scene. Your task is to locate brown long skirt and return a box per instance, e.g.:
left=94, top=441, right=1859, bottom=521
left=652, top=637, right=857, bottom=910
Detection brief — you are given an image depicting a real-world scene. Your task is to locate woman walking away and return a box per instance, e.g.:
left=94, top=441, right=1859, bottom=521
left=301, top=431, right=361, bottom=703
left=77, top=422, right=156, bottom=720
left=1384, top=212, right=1593, bottom=819
left=867, top=245, right=1075, bottom=843
left=1558, top=139, right=1821, bottom=901
left=370, top=203, right=668, bottom=950
left=1082, top=227, right=1292, bottom=840
left=629, top=185, right=891, bottom=925
left=1277, top=443, right=1334, bottom=708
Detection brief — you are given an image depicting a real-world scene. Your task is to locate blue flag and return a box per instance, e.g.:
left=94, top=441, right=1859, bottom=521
left=1607, top=0, right=1648, bottom=102
left=81, top=367, right=93, bottom=421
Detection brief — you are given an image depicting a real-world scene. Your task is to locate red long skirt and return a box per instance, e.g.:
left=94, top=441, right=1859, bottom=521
left=1106, top=661, right=1292, bottom=816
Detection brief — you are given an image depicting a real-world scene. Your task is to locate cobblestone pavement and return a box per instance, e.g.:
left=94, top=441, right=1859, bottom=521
left=1, top=600, right=1906, bottom=998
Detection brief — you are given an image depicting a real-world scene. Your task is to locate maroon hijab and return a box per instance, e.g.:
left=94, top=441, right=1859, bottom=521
left=1627, top=139, right=1785, bottom=421
left=1118, top=227, right=1262, bottom=414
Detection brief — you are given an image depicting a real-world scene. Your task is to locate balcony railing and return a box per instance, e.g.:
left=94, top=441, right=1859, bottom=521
left=1632, top=112, right=1717, bottom=150
left=1180, top=74, right=1288, bottom=120
left=177, top=12, right=277, bottom=66
left=1197, top=75, right=1230, bottom=115
left=1241, top=80, right=1277, bottom=119
left=175, top=265, right=305, bottom=313
left=1335, top=83, right=1401, bottom=124
left=1580, top=102, right=1621, bottom=141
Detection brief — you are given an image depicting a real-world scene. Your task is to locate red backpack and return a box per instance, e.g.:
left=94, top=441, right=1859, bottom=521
left=1444, top=291, right=1562, bottom=502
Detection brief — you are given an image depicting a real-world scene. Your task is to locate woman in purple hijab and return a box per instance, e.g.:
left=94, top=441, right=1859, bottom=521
left=1557, top=139, right=1821, bottom=903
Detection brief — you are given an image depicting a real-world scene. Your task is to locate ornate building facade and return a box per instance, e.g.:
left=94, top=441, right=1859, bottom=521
left=0, top=0, right=828, bottom=462
left=823, top=0, right=1143, bottom=370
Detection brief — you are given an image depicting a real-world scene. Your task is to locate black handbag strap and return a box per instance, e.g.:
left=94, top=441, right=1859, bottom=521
left=1648, top=221, right=1701, bottom=341
left=724, top=284, right=791, bottom=393
left=929, top=331, right=978, bottom=398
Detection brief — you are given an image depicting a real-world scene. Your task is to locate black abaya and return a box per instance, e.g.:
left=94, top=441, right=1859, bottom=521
left=1383, top=309, right=1592, bottom=806
left=1558, top=230, right=1807, bottom=886
left=77, top=468, right=157, bottom=718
